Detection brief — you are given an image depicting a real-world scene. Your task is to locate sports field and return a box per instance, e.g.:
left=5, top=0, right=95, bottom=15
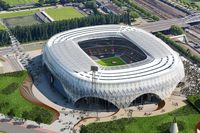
left=3, top=15, right=42, bottom=28
left=45, top=7, right=84, bottom=21
left=2, top=0, right=38, bottom=5
left=96, top=57, right=126, bottom=66
left=0, top=10, right=39, bottom=19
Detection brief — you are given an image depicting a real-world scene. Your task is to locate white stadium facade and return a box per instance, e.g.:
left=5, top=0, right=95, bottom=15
left=43, top=25, right=185, bottom=109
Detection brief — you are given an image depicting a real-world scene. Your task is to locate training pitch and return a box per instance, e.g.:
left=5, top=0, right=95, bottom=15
left=45, top=7, right=84, bottom=21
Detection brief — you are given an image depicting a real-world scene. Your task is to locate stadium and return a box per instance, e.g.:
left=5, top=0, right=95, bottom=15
left=43, top=25, right=185, bottom=109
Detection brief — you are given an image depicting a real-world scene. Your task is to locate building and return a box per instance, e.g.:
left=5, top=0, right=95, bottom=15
left=43, top=25, right=185, bottom=109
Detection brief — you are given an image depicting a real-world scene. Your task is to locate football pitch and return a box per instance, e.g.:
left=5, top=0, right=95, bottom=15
left=2, top=0, right=38, bottom=5
left=45, top=7, right=84, bottom=21
left=96, top=57, right=126, bottom=66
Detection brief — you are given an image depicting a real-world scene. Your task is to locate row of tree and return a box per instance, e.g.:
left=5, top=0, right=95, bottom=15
left=155, top=32, right=200, bottom=65
left=38, top=0, right=89, bottom=5
left=111, top=0, right=159, bottom=21
left=0, top=0, right=9, bottom=10
left=0, top=13, right=130, bottom=46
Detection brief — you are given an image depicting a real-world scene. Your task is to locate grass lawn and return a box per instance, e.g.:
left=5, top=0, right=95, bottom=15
left=0, top=71, right=54, bottom=124
left=45, top=7, right=84, bottom=21
left=96, top=57, right=126, bottom=66
left=2, top=0, right=38, bottom=5
left=0, top=9, right=39, bottom=19
left=187, top=94, right=200, bottom=111
left=81, top=105, right=200, bottom=133
left=0, top=23, right=6, bottom=30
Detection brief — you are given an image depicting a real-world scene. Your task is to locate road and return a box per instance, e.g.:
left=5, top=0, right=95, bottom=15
left=0, top=123, right=43, bottom=133
left=137, top=18, right=189, bottom=32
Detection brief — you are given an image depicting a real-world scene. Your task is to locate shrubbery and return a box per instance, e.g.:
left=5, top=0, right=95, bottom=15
left=155, top=32, right=200, bottom=64
left=0, top=101, right=9, bottom=111
left=22, top=107, right=54, bottom=124
left=187, top=94, right=200, bottom=112
left=170, top=25, right=184, bottom=35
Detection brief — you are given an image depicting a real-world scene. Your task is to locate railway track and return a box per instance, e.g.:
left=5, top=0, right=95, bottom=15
left=190, top=24, right=200, bottom=34
left=134, top=0, right=187, bottom=19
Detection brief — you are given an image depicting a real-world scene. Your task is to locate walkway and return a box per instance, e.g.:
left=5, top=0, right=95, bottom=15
left=74, top=95, right=187, bottom=132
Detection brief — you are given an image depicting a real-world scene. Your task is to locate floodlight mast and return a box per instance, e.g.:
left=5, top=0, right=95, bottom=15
left=90, top=66, right=98, bottom=110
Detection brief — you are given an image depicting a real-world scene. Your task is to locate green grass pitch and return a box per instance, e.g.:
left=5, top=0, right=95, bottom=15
left=0, top=10, right=39, bottom=19
left=96, top=57, right=126, bottom=66
left=2, top=0, right=38, bottom=5
left=45, top=7, right=84, bottom=21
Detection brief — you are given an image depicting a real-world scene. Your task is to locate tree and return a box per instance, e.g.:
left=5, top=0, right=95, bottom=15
left=85, top=0, right=98, bottom=14
left=46, top=0, right=58, bottom=4
left=7, top=109, right=15, bottom=118
left=8, top=13, right=130, bottom=45
left=38, top=0, right=45, bottom=5
left=170, top=25, right=184, bottom=35
left=130, top=11, right=139, bottom=21
left=0, top=0, right=10, bottom=10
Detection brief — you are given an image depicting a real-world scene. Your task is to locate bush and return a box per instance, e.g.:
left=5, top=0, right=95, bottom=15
left=22, top=107, right=53, bottom=124
left=170, top=25, right=184, bottom=35
left=0, top=101, right=9, bottom=111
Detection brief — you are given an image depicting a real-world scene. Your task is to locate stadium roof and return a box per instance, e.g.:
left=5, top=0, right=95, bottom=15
left=44, top=25, right=178, bottom=83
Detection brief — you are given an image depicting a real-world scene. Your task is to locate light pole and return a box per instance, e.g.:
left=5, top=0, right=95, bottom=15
left=91, top=66, right=98, bottom=115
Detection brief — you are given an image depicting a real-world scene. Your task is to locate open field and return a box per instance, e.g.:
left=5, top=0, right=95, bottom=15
left=96, top=57, right=126, bottom=66
left=0, top=71, right=54, bottom=124
left=3, top=15, right=42, bottom=28
left=0, top=10, right=39, bottom=19
left=45, top=7, right=84, bottom=21
left=2, top=0, right=38, bottom=5
left=81, top=104, right=200, bottom=133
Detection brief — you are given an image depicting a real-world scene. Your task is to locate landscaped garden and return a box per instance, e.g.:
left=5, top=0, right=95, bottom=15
left=0, top=71, right=54, bottom=124
left=45, top=7, right=84, bottom=21
left=80, top=103, right=200, bottom=133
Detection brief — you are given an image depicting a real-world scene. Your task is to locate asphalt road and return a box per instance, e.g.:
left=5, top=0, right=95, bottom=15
left=137, top=18, right=189, bottom=32
left=0, top=123, right=43, bottom=133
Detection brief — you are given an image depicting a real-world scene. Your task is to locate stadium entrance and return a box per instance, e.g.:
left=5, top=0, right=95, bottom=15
left=130, top=93, right=161, bottom=106
left=75, top=97, right=118, bottom=111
